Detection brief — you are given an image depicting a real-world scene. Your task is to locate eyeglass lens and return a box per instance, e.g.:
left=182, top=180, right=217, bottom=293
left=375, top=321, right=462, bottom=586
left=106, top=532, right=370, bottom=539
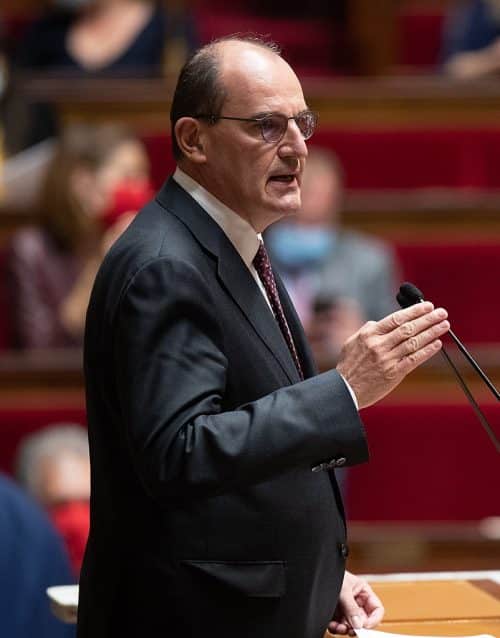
left=261, top=112, right=316, bottom=143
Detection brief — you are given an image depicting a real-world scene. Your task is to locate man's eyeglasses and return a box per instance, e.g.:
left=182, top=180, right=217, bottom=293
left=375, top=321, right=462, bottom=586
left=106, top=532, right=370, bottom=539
left=194, top=110, right=318, bottom=144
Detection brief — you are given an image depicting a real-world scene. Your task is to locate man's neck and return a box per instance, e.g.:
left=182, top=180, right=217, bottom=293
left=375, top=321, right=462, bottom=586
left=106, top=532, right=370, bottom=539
left=177, top=162, right=268, bottom=233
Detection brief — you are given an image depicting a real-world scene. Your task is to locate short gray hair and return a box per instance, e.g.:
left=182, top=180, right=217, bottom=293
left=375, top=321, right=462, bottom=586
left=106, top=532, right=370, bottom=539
left=15, top=423, right=89, bottom=498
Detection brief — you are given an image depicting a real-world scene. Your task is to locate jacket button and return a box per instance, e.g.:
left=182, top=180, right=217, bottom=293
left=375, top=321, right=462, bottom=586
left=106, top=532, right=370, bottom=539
left=339, top=543, right=349, bottom=559
left=311, top=463, right=326, bottom=473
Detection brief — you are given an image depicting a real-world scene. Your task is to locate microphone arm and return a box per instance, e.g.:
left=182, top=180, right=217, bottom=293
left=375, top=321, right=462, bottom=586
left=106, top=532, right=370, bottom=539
left=447, top=328, right=500, bottom=401
left=397, top=282, right=500, bottom=453
left=397, top=283, right=500, bottom=401
left=440, top=347, right=500, bottom=453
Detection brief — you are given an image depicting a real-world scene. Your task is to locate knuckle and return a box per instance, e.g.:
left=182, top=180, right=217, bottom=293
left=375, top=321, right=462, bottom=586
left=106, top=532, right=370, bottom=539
left=391, top=312, right=404, bottom=327
left=407, top=336, right=419, bottom=353
left=361, top=321, right=376, bottom=337
left=384, top=363, right=399, bottom=380
left=401, top=322, right=414, bottom=338
left=407, top=352, right=419, bottom=366
left=368, top=343, right=383, bottom=364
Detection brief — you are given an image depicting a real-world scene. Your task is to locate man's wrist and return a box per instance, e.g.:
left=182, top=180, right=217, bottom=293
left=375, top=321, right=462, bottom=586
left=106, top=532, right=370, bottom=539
left=339, top=373, right=359, bottom=410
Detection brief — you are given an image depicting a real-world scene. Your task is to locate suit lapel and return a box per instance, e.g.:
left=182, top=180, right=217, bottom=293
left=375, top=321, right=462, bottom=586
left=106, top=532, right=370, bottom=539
left=157, top=178, right=299, bottom=384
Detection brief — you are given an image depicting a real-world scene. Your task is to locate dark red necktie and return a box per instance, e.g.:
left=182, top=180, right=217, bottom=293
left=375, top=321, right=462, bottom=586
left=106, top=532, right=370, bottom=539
left=253, top=241, right=304, bottom=380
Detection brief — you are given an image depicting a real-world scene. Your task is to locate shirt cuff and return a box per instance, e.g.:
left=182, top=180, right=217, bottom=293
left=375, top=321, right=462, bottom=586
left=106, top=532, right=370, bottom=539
left=339, top=373, right=359, bottom=411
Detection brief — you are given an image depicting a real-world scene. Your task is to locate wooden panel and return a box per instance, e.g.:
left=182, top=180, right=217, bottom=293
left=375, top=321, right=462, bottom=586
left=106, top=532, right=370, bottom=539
left=373, top=580, right=500, bottom=622
left=348, top=524, right=500, bottom=574
left=12, top=75, right=500, bottom=129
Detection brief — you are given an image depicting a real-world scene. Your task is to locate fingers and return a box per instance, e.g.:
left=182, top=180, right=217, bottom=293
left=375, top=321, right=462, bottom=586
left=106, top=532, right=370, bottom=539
left=396, top=337, right=444, bottom=376
left=390, top=317, right=450, bottom=359
left=356, top=587, right=385, bottom=628
left=327, top=620, right=357, bottom=636
left=376, top=301, right=434, bottom=335
left=339, top=592, right=367, bottom=630
left=384, top=308, right=449, bottom=350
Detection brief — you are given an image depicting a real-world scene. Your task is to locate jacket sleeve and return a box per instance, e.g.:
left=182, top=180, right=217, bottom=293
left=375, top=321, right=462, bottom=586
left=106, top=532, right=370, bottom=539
left=113, top=256, right=368, bottom=500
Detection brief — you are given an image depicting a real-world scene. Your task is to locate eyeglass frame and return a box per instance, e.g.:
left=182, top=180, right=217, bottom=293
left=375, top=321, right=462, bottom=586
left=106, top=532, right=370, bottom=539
left=193, top=110, right=318, bottom=144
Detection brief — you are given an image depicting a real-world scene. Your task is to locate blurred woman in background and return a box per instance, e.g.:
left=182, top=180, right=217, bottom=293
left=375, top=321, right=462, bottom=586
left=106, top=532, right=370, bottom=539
left=5, top=0, right=197, bottom=152
left=6, top=123, right=152, bottom=349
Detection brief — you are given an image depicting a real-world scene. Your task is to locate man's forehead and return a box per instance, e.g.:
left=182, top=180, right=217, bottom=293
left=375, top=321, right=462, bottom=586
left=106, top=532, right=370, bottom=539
left=216, top=41, right=304, bottom=108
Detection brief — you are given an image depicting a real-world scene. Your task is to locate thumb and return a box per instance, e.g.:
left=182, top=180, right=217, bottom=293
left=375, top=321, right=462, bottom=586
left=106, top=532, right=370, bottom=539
left=341, top=597, right=366, bottom=630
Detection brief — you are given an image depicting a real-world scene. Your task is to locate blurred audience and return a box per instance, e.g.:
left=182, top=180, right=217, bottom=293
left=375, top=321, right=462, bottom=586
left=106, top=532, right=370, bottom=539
left=266, top=147, right=399, bottom=366
left=4, top=0, right=197, bottom=152
left=6, top=123, right=152, bottom=350
left=0, top=472, right=75, bottom=637
left=442, top=0, right=500, bottom=78
left=16, top=423, right=90, bottom=575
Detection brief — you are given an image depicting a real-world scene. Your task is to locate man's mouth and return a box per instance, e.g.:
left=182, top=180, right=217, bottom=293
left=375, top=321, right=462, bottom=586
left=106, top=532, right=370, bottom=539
left=269, top=174, right=296, bottom=183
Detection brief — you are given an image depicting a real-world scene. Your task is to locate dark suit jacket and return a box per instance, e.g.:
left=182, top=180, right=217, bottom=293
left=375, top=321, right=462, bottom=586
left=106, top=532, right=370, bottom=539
left=78, top=177, right=369, bottom=638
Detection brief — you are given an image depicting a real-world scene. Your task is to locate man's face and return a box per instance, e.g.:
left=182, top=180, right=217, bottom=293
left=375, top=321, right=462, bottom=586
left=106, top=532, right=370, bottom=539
left=197, top=43, right=309, bottom=231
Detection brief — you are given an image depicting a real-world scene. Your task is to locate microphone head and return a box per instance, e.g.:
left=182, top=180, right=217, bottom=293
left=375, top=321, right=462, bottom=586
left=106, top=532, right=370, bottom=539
left=396, top=282, right=425, bottom=308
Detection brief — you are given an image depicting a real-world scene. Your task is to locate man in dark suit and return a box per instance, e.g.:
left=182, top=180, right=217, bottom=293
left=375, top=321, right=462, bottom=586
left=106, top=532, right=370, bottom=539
left=78, top=36, right=450, bottom=638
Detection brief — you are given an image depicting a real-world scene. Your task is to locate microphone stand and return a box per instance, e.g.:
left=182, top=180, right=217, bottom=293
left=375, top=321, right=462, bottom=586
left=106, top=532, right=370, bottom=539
left=448, top=328, right=500, bottom=401
left=397, top=285, right=500, bottom=452
left=440, top=346, right=500, bottom=453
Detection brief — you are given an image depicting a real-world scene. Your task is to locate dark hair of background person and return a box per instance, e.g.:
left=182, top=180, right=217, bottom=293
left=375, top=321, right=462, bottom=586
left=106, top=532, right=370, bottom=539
left=39, top=123, right=138, bottom=253
left=170, top=34, right=281, bottom=161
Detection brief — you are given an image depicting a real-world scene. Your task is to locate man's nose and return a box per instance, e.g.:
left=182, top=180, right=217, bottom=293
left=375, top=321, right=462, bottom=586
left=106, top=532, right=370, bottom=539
left=278, top=119, right=308, bottom=159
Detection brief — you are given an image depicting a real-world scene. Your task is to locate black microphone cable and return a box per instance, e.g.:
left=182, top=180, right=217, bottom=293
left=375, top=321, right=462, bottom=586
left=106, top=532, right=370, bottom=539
left=397, top=282, right=500, bottom=453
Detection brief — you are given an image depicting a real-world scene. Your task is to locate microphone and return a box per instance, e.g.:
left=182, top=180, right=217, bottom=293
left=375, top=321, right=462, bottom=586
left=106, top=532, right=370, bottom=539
left=397, top=282, right=500, bottom=452
left=398, top=282, right=500, bottom=400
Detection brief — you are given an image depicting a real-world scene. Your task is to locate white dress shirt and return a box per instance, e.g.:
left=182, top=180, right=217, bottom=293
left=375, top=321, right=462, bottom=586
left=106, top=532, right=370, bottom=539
left=172, top=167, right=358, bottom=409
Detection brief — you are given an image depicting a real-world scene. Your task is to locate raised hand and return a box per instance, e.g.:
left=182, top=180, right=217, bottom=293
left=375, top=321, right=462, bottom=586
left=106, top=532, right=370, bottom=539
left=336, top=302, right=449, bottom=409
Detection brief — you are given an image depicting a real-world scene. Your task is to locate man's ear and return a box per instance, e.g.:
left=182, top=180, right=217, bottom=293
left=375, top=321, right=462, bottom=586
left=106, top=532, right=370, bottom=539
left=174, top=117, right=207, bottom=163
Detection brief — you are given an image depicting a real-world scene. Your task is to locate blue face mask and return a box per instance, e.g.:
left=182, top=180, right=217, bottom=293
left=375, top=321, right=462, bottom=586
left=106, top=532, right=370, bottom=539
left=267, top=224, right=337, bottom=271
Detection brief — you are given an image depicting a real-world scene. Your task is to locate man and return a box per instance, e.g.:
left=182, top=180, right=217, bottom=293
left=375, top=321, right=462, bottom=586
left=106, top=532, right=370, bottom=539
left=79, top=36, right=450, bottom=638
left=266, top=147, right=399, bottom=366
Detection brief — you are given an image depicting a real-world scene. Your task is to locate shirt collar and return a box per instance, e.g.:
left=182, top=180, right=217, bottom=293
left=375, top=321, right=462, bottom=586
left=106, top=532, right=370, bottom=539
left=173, top=167, right=261, bottom=268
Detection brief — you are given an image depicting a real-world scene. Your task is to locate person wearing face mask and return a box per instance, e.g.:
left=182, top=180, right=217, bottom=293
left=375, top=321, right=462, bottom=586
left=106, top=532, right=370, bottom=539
left=15, top=423, right=91, bottom=576
left=4, top=0, right=197, bottom=153
left=266, top=147, right=399, bottom=366
left=6, top=123, right=152, bottom=349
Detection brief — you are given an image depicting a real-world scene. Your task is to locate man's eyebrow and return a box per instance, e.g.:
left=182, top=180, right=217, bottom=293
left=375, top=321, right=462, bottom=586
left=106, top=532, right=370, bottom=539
left=250, top=111, right=274, bottom=119
left=250, top=107, right=311, bottom=119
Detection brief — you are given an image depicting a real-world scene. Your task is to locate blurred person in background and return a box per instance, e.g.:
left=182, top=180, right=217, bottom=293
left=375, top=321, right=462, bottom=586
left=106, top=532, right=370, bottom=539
left=4, top=0, right=197, bottom=152
left=16, top=423, right=90, bottom=575
left=6, top=123, right=152, bottom=349
left=266, top=147, right=399, bottom=367
left=0, top=472, right=75, bottom=637
left=442, top=0, right=500, bottom=78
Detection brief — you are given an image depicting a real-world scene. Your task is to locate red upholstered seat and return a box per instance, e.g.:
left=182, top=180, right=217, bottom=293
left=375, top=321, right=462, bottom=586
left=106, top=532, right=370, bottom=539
left=395, top=242, right=500, bottom=344
left=194, top=10, right=338, bottom=75
left=312, top=129, right=500, bottom=189
left=142, top=131, right=500, bottom=190
left=347, top=402, right=500, bottom=521
left=397, top=5, right=446, bottom=69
